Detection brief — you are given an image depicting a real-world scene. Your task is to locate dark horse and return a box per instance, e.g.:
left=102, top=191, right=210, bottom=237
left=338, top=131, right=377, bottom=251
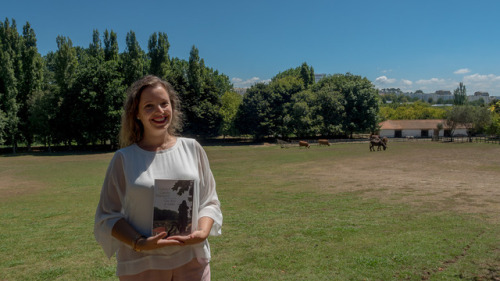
left=369, top=137, right=388, bottom=151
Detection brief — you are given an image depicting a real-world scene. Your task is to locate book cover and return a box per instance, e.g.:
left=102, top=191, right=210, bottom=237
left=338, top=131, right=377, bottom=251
left=153, top=179, right=194, bottom=237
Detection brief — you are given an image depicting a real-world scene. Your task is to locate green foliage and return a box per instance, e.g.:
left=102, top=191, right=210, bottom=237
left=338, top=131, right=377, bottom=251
left=0, top=18, right=22, bottom=151
left=54, top=35, right=78, bottom=92
left=237, top=72, right=379, bottom=138
left=103, top=29, right=118, bottom=62
left=182, top=45, right=228, bottom=137
left=312, top=73, right=380, bottom=136
left=272, top=62, right=314, bottom=88
left=379, top=101, right=447, bottom=120
left=453, top=82, right=467, bottom=105
left=487, top=101, right=500, bottom=135
left=219, top=90, right=242, bottom=137
left=235, top=83, right=273, bottom=138
left=148, top=32, right=170, bottom=78
left=446, top=105, right=492, bottom=136
left=19, top=22, right=44, bottom=148
left=121, top=30, right=145, bottom=86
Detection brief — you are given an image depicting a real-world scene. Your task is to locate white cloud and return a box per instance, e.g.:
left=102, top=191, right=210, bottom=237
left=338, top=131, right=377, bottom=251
left=454, top=68, right=471, bottom=75
left=415, top=78, right=446, bottom=85
left=463, top=73, right=500, bottom=82
left=462, top=73, right=500, bottom=94
left=375, top=76, right=396, bottom=84
left=402, top=79, right=413, bottom=86
left=372, top=71, right=500, bottom=95
left=231, top=77, right=270, bottom=88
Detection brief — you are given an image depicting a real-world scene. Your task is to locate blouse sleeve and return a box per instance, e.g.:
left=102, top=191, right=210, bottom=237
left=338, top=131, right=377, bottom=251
left=196, top=142, right=223, bottom=236
left=94, top=152, right=127, bottom=258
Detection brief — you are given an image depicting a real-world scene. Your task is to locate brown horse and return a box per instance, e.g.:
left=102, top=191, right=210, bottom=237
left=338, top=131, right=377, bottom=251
left=369, top=138, right=387, bottom=151
left=318, top=139, right=330, bottom=146
left=299, top=141, right=310, bottom=148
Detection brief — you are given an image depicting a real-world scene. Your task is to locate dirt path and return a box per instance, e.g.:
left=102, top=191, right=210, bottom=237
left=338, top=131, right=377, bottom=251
left=290, top=142, right=500, bottom=222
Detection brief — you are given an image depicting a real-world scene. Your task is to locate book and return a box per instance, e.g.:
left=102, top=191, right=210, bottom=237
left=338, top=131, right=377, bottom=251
left=152, top=179, right=194, bottom=237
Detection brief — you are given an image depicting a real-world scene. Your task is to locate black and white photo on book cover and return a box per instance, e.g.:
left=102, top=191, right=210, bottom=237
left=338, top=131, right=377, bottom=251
left=153, top=179, right=194, bottom=237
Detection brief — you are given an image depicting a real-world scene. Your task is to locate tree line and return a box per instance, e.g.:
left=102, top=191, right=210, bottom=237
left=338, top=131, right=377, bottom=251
left=1, top=18, right=384, bottom=152
left=0, top=18, right=235, bottom=152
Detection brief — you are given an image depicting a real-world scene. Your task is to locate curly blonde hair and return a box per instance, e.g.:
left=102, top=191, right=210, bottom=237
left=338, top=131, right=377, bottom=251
left=119, top=75, right=183, bottom=148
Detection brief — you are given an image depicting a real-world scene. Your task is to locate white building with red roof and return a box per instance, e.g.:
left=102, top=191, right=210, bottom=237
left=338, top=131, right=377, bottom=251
left=378, top=119, right=468, bottom=138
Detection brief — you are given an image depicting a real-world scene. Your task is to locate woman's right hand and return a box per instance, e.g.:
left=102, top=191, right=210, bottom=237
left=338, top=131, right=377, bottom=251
left=135, top=232, right=185, bottom=251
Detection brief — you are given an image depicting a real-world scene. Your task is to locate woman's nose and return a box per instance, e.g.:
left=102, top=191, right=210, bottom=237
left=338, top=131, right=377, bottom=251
left=155, top=104, right=164, bottom=112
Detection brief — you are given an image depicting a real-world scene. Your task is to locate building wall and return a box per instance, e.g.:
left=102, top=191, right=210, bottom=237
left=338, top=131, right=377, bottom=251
left=380, top=128, right=468, bottom=138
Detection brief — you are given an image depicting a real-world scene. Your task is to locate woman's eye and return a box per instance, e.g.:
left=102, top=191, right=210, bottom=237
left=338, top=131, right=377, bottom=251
left=144, top=104, right=153, bottom=109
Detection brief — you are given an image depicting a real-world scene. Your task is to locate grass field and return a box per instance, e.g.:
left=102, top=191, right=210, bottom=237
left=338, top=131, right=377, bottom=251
left=1, top=141, right=499, bottom=280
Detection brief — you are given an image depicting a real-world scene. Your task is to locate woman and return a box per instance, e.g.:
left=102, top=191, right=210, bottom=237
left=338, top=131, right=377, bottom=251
left=94, top=75, right=222, bottom=280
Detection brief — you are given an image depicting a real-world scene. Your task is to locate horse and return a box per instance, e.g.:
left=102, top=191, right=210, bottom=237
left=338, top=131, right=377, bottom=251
left=318, top=139, right=330, bottom=146
left=299, top=141, right=310, bottom=148
left=369, top=138, right=387, bottom=151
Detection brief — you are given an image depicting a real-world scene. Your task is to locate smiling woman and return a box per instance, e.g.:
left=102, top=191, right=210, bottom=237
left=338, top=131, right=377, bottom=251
left=119, top=75, right=183, bottom=149
left=136, top=85, right=175, bottom=150
left=94, top=75, right=223, bottom=280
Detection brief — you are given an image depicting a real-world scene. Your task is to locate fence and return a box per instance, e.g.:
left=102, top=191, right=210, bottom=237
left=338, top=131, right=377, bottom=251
left=432, top=136, right=500, bottom=144
left=275, top=136, right=500, bottom=147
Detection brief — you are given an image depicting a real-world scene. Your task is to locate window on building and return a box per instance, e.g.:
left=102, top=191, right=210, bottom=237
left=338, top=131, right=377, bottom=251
left=421, top=130, right=429, bottom=137
left=395, top=130, right=402, bottom=138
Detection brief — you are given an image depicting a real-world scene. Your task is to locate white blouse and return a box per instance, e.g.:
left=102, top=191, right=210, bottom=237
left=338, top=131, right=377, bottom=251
left=94, top=137, right=222, bottom=276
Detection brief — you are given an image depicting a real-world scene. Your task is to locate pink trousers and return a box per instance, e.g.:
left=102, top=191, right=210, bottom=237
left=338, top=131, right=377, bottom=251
left=119, top=258, right=210, bottom=281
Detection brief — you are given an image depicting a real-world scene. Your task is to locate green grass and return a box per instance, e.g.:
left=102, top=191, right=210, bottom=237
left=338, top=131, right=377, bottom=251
left=0, top=143, right=499, bottom=280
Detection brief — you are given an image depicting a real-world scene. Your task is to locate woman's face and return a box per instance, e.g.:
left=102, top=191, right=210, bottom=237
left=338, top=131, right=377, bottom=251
left=136, top=85, right=173, bottom=138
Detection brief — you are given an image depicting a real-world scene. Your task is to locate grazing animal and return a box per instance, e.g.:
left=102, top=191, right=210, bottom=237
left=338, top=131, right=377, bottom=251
left=299, top=141, right=310, bottom=148
left=369, top=138, right=387, bottom=151
left=318, top=139, right=330, bottom=146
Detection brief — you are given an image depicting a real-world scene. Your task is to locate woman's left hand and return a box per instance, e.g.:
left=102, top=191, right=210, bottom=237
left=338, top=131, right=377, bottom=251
left=166, top=229, right=209, bottom=245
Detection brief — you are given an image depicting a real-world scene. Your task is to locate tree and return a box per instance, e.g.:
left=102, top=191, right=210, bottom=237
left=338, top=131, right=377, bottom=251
left=487, top=100, right=500, bottom=136
left=19, top=22, right=44, bottom=150
left=299, top=62, right=315, bottom=88
left=269, top=76, right=305, bottom=137
left=187, top=45, right=202, bottom=95
left=311, top=87, right=344, bottom=136
left=273, top=62, right=315, bottom=88
left=0, top=18, right=22, bottom=152
left=148, top=32, right=170, bottom=78
left=103, top=29, right=118, bottom=62
left=183, top=46, right=225, bottom=137
left=453, top=82, right=467, bottom=105
left=379, top=101, right=447, bottom=120
left=121, top=30, right=145, bottom=86
left=52, top=35, right=78, bottom=145
left=284, top=90, right=321, bottom=137
left=89, top=29, right=104, bottom=61
left=219, top=90, right=242, bottom=137
left=314, top=73, right=379, bottom=137
left=446, top=105, right=491, bottom=139
left=235, top=83, right=274, bottom=138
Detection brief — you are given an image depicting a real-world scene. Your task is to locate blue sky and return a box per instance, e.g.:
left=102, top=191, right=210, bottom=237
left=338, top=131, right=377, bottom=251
left=3, top=0, right=500, bottom=95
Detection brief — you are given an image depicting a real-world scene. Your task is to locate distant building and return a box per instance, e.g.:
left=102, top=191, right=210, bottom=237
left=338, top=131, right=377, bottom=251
left=474, top=91, right=489, bottom=97
left=435, top=90, right=452, bottom=95
left=314, top=74, right=326, bottom=83
left=234, top=88, right=247, bottom=95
